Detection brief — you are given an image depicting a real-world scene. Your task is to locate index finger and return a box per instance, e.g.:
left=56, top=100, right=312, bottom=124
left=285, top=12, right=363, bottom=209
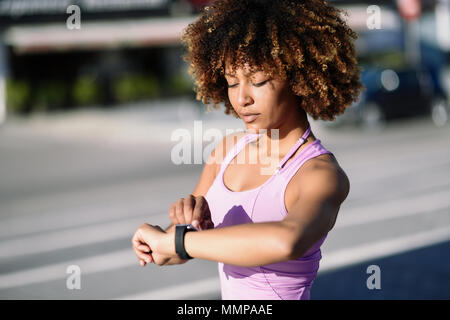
left=183, top=195, right=195, bottom=223
left=192, top=197, right=210, bottom=229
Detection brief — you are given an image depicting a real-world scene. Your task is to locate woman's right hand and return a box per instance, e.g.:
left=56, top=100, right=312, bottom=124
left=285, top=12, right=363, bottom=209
left=168, top=195, right=214, bottom=230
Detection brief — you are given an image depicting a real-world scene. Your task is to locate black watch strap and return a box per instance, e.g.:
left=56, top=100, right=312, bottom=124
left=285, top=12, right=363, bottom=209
left=175, top=224, right=197, bottom=260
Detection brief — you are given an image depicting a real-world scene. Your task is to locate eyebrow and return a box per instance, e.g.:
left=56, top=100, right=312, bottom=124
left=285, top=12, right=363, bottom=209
left=225, top=71, right=264, bottom=78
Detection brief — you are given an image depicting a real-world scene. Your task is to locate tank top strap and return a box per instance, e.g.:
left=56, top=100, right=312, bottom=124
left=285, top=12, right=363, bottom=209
left=219, top=132, right=259, bottom=173
left=279, top=139, right=334, bottom=182
left=275, top=124, right=311, bottom=173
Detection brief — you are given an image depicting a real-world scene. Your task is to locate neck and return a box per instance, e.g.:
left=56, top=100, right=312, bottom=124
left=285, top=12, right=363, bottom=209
left=254, top=110, right=312, bottom=158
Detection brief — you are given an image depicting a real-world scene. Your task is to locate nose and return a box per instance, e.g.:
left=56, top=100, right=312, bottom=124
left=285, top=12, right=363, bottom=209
left=237, top=83, right=254, bottom=107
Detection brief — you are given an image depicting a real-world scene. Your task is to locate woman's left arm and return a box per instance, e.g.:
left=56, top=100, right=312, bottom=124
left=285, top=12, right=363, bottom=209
left=134, top=164, right=349, bottom=267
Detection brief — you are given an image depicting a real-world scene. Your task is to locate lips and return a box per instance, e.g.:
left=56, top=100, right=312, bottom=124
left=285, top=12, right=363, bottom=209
left=241, top=113, right=260, bottom=123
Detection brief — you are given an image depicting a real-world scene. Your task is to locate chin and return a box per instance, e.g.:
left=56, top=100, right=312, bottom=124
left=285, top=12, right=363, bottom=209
left=245, top=119, right=271, bottom=131
left=244, top=123, right=259, bottom=133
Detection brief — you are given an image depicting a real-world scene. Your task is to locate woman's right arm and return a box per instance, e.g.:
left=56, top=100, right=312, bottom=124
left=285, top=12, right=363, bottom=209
left=166, top=131, right=246, bottom=230
left=163, top=145, right=218, bottom=232
left=136, top=132, right=245, bottom=266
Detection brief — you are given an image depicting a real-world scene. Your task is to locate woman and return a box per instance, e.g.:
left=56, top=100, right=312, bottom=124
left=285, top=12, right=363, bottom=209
left=132, top=0, right=363, bottom=300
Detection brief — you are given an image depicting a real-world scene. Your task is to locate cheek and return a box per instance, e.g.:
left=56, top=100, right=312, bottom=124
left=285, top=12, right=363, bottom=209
left=227, top=89, right=239, bottom=107
left=257, top=88, right=284, bottom=114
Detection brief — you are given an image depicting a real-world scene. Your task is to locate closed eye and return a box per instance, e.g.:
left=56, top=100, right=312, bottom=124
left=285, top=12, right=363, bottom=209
left=227, top=80, right=268, bottom=89
left=253, top=80, right=268, bottom=87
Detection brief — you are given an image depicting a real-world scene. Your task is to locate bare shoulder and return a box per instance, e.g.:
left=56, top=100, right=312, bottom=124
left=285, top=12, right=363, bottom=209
left=192, top=130, right=247, bottom=197
left=296, top=153, right=350, bottom=204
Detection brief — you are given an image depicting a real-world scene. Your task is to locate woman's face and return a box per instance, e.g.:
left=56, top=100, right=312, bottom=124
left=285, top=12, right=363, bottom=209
left=224, top=63, right=301, bottom=133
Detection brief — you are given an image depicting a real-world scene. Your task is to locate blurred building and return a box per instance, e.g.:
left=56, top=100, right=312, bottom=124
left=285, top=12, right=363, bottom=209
left=0, top=0, right=449, bottom=123
left=0, top=0, right=204, bottom=121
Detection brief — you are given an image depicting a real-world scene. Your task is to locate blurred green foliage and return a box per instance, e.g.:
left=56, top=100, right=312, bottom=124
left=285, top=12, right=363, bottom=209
left=6, top=68, right=196, bottom=114
left=167, top=70, right=194, bottom=96
left=34, top=81, right=68, bottom=111
left=113, top=73, right=160, bottom=103
left=72, top=75, right=101, bottom=106
left=6, top=79, right=30, bottom=113
left=359, top=50, right=407, bottom=69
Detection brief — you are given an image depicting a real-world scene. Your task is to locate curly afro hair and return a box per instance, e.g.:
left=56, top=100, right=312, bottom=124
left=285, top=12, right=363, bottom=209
left=181, top=0, right=364, bottom=121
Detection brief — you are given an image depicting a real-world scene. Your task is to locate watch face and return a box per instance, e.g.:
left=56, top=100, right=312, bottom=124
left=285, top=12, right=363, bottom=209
left=187, top=224, right=198, bottom=231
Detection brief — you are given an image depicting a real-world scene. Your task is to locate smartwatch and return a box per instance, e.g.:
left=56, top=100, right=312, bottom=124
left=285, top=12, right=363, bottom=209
left=175, top=224, right=198, bottom=260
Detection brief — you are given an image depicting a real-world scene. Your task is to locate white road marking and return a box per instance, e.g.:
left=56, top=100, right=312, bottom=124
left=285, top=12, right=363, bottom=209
left=112, top=226, right=450, bottom=299
left=0, top=248, right=134, bottom=290
left=0, top=213, right=169, bottom=259
left=116, top=277, right=221, bottom=300
left=2, top=186, right=448, bottom=260
left=320, top=225, right=450, bottom=273
left=337, top=188, right=450, bottom=227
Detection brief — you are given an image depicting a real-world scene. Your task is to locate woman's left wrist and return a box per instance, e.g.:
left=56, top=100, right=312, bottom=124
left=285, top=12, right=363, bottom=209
left=159, top=231, right=176, bottom=257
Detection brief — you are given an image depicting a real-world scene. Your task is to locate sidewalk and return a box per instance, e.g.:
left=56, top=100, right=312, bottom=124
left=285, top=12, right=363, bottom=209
left=0, top=98, right=245, bottom=147
left=1, top=95, right=442, bottom=150
left=0, top=97, right=341, bottom=149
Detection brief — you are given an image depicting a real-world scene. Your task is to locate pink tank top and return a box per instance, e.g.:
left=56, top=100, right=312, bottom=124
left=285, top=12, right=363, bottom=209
left=205, top=124, right=334, bottom=300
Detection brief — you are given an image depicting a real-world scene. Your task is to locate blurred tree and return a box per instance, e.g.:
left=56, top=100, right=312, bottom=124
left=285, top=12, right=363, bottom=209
left=6, top=79, right=30, bottom=114
left=72, top=75, right=101, bottom=107
left=167, top=70, right=194, bottom=97
left=34, top=81, right=68, bottom=111
left=113, top=74, right=160, bottom=103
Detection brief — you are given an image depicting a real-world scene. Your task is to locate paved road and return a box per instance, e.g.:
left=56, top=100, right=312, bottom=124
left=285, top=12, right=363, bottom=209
left=0, top=102, right=449, bottom=299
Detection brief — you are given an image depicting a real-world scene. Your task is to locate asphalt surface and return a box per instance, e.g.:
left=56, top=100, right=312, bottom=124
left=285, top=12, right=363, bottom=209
left=0, top=100, right=449, bottom=299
